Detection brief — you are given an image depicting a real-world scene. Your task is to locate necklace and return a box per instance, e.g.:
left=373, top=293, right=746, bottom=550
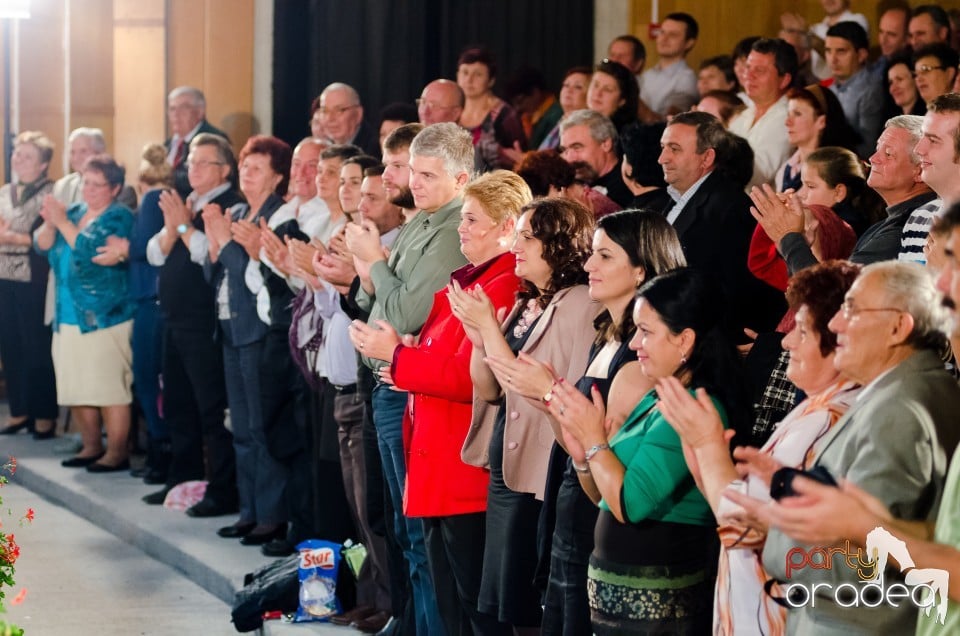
left=512, top=298, right=544, bottom=339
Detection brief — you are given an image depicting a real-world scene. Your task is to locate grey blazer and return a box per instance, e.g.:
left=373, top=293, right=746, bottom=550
left=762, top=348, right=960, bottom=635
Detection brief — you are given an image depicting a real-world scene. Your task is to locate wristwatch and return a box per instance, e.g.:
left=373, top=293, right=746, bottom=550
left=176, top=223, right=189, bottom=235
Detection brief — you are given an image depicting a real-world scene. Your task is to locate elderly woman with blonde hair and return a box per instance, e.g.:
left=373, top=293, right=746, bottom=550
left=0, top=131, right=59, bottom=437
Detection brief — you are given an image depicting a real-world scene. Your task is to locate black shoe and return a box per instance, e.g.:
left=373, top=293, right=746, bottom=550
left=261, top=538, right=295, bottom=557
left=240, top=524, right=287, bottom=546
left=32, top=421, right=57, bottom=440
left=0, top=418, right=32, bottom=435
left=61, top=452, right=105, bottom=468
left=86, top=459, right=131, bottom=473
left=142, top=487, right=171, bottom=505
left=217, top=521, right=256, bottom=538
left=185, top=498, right=238, bottom=518
left=142, top=465, right=168, bottom=485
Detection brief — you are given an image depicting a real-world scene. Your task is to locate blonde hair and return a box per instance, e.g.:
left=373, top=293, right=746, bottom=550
left=15, top=130, right=54, bottom=166
left=462, top=170, right=532, bottom=224
left=139, top=143, right=173, bottom=187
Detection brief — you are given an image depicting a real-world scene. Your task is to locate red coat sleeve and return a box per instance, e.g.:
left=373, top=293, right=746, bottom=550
left=747, top=224, right=789, bottom=292
left=392, top=268, right=520, bottom=403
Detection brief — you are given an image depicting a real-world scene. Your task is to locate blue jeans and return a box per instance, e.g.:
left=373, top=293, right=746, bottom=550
left=223, top=339, right=286, bottom=525
left=132, top=299, right=167, bottom=441
left=372, top=384, right=445, bottom=636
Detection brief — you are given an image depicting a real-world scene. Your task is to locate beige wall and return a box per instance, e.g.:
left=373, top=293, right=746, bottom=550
left=622, top=1, right=960, bottom=70
left=1, top=0, right=254, bottom=190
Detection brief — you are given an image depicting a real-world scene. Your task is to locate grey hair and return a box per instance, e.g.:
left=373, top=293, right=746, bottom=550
left=409, top=122, right=474, bottom=178
left=321, top=82, right=361, bottom=106
left=884, top=115, right=924, bottom=164
left=68, top=127, right=106, bottom=153
left=168, top=86, right=206, bottom=110
left=558, top=109, right=618, bottom=144
left=863, top=261, right=950, bottom=351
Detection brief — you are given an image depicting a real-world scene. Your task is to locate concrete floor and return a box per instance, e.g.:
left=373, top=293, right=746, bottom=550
left=0, top=411, right=347, bottom=636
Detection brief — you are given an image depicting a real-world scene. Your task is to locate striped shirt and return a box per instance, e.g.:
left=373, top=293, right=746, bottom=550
left=899, top=198, right=943, bottom=264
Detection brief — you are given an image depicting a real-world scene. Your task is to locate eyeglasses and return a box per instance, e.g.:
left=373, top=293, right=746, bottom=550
left=187, top=159, right=225, bottom=169
left=318, top=105, right=359, bottom=118
left=82, top=180, right=110, bottom=189
left=914, top=65, right=946, bottom=76
left=840, top=300, right=904, bottom=320
left=415, top=99, right=456, bottom=111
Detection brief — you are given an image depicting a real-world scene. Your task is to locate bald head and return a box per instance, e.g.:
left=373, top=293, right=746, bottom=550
left=318, top=82, right=364, bottom=144
left=417, top=79, right=464, bottom=125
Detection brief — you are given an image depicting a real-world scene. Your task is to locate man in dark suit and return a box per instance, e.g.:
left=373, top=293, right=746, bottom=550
left=165, top=86, right=230, bottom=198
left=658, top=110, right=785, bottom=334
left=315, top=82, right=380, bottom=156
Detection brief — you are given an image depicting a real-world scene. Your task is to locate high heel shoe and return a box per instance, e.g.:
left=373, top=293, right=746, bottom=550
left=0, top=418, right=33, bottom=435
left=33, top=419, right=57, bottom=440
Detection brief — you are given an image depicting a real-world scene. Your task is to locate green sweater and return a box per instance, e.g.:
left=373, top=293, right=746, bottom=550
left=600, top=388, right=726, bottom=526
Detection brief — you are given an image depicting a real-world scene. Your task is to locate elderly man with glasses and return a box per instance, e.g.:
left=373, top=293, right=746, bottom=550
left=730, top=260, right=960, bottom=635
left=315, top=82, right=380, bottom=156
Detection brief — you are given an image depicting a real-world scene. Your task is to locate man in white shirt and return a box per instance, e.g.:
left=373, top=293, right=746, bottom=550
left=728, top=38, right=797, bottom=189
left=638, top=12, right=699, bottom=121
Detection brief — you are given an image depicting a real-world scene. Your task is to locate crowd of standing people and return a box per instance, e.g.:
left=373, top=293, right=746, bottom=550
left=7, top=2, right=960, bottom=634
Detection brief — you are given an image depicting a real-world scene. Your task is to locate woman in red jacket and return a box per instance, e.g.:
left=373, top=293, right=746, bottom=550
left=349, top=169, right=531, bottom=635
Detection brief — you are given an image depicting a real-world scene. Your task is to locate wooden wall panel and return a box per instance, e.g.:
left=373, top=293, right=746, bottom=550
left=70, top=0, right=114, bottom=157
left=15, top=0, right=66, bottom=179
left=166, top=0, right=255, bottom=154
left=202, top=0, right=256, bottom=149
left=625, top=0, right=958, bottom=70
left=113, top=0, right=166, bottom=182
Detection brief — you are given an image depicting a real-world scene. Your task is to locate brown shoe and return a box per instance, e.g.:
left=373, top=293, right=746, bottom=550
left=353, top=610, right=391, bottom=633
left=329, top=605, right=376, bottom=626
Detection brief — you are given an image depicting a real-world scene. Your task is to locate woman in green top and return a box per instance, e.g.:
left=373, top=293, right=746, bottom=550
left=546, top=267, right=748, bottom=634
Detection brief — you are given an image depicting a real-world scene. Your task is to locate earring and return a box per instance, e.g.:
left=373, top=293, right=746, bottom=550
left=680, top=351, right=688, bottom=364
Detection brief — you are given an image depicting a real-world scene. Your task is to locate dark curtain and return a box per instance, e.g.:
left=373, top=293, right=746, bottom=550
left=272, top=0, right=594, bottom=147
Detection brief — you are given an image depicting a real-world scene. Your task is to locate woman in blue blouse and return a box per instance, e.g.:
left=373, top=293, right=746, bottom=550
left=35, top=154, right=135, bottom=472
left=546, top=268, right=747, bottom=634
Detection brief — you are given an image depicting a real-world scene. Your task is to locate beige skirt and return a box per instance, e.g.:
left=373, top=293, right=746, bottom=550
left=52, top=320, right=133, bottom=406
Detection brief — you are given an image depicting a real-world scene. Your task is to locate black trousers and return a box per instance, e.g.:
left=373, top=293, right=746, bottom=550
left=424, top=513, right=511, bottom=636
left=162, top=325, right=236, bottom=505
left=0, top=278, right=58, bottom=420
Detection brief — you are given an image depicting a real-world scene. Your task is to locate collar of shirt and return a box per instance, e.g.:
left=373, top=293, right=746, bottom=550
left=417, top=196, right=463, bottom=227
left=189, top=182, right=231, bottom=212
left=886, top=191, right=939, bottom=219
left=833, top=67, right=869, bottom=92
left=666, top=171, right=711, bottom=225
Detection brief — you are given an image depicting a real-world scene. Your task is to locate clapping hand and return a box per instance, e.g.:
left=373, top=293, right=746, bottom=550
left=40, top=194, right=68, bottom=228
left=201, top=203, right=232, bottom=246
left=749, top=185, right=804, bottom=244
left=484, top=352, right=557, bottom=402
left=344, top=219, right=384, bottom=263
left=158, top=189, right=190, bottom=233
left=448, top=280, right=501, bottom=346
left=231, top=219, right=261, bottom=261
left=348, top=319, right=402, bottom=361
left=545, top=379, right=608, bottom=462
left=656, top=376, right=728, bottom=450
left=258, top=219, right=294, bottom=275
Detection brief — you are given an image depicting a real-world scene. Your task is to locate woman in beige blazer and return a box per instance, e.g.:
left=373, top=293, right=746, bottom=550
left=451, top=197, right=600, bottom=633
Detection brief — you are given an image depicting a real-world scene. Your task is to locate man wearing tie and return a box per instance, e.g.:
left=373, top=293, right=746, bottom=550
left=165, top=86, right=229, bottom=198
